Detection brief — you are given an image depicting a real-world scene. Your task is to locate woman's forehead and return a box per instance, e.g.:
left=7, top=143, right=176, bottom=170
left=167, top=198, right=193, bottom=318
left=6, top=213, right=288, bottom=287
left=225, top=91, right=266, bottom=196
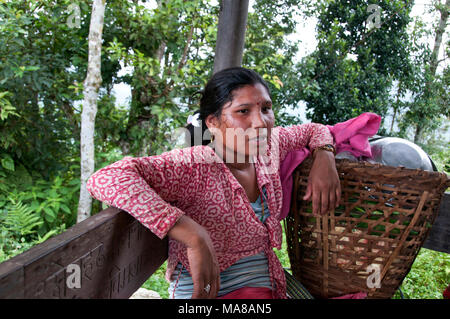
left=224, top=83, right=271, bottom=108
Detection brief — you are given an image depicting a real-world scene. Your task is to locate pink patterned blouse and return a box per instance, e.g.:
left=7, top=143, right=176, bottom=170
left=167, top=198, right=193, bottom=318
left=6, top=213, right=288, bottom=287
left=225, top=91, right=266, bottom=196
left=86, top=124, right=334, bottom=299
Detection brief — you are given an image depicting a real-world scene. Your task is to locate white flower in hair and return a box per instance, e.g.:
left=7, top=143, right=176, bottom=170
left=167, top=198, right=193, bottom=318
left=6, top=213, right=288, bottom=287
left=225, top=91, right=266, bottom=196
left=187, top=113, right=201, bottom=127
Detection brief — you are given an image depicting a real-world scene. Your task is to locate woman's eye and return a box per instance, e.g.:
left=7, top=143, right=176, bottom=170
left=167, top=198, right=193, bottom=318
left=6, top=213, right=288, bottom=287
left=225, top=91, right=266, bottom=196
left=262, top=106, right=272, bottom=113
left=238, top=109, right=248, bottom=114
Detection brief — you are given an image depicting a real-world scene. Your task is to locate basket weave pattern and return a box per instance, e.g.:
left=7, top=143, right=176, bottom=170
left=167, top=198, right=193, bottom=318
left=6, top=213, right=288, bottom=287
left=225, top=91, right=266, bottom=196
left=285, top=158, right=450, bottom=299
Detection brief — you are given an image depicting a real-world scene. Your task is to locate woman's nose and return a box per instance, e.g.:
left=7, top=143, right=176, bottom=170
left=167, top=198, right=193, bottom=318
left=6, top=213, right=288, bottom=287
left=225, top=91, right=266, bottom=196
left=250, top=110, right=266, bottom=129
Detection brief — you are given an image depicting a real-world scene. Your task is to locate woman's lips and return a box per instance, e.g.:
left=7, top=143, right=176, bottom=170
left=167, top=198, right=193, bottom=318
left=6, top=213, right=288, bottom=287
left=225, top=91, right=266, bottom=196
left=249, top=135, right=268, bottom=143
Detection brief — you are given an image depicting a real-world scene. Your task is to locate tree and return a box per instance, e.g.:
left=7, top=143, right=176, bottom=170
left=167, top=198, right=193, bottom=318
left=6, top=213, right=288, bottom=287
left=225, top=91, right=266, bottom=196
left=104, top=0, right=219, bottom=156
left=242, top=0, right=305, bottom=126
left=213, top=0, right=249, bottom=73
left=296, top=0, right=414, bottom=126
left=0, top=0, right=91, bottom=178
left=398, top=0, right=449, bottom=144
left=0, top=0, right=321, bottom=226
left=77, top=0, right=106, bottom=223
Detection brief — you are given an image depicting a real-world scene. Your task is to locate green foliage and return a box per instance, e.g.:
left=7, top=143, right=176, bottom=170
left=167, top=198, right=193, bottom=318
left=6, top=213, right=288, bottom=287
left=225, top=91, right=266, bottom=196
left=243, top=0, right=305, bottom=127
left=297, top=0, right=414, bottom=125
left=0, top=91, right=18, bottom=121
left=393, top=248, right=450, bottom=299
left=0, top=196, right=66, bottom=262
left=0, top=157, right=79, bottom=261
left=141, top=261, right=170, bottom=299
left=1, top=198, right=42, bottom=238
left=0, top=0, right=90, bottom=178
left=103, top=0, right=219, bottom=156
left=275, top=222, right=292, bottom=270
left=429, top=144, right=450, bottom=176
left=395, top=14, right=449, bottom=144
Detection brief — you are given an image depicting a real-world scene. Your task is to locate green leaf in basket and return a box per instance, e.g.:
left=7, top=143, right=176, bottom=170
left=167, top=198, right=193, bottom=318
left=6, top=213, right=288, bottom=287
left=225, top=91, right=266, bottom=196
left=334, top=210, right=344, bottom=217
left=370, top=231, right=382, bottom=236
left=368, top=214, right=382, bottom=221
left=350, top=212, right=362, bottom=218
left=373, top=224, right=385, bottom=232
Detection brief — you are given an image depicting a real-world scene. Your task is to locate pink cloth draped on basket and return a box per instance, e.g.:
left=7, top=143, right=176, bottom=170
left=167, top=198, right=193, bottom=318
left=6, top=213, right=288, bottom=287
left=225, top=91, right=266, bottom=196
left=279, top=112, right=382, bottom=221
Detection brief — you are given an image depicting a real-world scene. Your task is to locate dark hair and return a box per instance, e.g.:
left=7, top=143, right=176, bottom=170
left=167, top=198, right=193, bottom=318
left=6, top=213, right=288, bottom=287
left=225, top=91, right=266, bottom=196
left=186, top=67, right=270, bottom=146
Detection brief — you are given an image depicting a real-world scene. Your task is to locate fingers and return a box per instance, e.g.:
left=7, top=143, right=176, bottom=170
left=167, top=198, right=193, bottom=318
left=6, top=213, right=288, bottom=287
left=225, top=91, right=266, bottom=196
left=210, top=274, right=220, bottom=299
left=191, top=266, right=220, bottom=299
left=328, top=189, right=336, bottom=213
left=335, top=181, right=342, bottom=208
left=192, top=280, right=216, bottom=299
left=309, top=184, right=342, bottom=216
left=191, top=280, right=203, bottom=299
left=192, top=280, right=212, bottom=299
left=318, top=190, right=329, bottom=216
left=206, top=266, right=220, bottom=299
left=312, top=187, right=320, bottom=215
left=302, top=182, right=312, bottom=201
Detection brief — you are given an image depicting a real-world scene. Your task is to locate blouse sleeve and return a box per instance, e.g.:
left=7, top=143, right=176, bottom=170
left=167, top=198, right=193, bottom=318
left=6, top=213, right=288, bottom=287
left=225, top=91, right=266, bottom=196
left=273, top=123, right=334, bottom=162
left=86, top=148, right=194, bottom=239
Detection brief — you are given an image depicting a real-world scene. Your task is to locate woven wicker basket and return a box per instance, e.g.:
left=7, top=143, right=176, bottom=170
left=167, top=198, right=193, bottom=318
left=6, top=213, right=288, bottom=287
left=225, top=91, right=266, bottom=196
left=285, top=158, right=450, bottom=299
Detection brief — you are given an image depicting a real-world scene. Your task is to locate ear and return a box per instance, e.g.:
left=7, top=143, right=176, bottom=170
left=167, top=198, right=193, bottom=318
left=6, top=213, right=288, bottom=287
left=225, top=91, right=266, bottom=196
left=205, top=114, right=220, bottom=130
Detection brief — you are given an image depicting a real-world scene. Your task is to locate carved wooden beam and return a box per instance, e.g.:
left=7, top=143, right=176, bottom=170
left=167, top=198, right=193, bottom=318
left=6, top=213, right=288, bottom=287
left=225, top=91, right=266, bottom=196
left=0, top=207, right=167, bottom=299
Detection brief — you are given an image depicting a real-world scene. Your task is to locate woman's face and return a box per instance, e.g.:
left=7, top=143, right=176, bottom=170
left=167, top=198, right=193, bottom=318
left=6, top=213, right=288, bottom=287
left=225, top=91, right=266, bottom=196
left=206, top=83, right=275, bottom=162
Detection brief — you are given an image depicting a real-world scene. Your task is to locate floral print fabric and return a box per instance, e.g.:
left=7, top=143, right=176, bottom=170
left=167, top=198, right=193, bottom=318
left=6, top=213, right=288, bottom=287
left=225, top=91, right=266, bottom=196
left=86, top=123, right=333, bottom=299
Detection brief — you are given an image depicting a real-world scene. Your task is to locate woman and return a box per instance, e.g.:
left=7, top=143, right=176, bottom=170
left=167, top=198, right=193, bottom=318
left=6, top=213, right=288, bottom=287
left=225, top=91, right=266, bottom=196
left=87, top=67, right=341, bottom=299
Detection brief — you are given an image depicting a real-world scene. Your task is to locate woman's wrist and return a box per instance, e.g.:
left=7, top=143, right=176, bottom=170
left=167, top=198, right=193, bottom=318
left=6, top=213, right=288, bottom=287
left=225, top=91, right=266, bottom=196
left=167, top=215, right=209, bottom=249
left=312, top=145, right=336, bottom=159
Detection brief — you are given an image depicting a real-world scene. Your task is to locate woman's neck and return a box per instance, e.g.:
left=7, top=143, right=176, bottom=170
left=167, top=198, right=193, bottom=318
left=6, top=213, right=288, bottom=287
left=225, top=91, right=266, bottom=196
left=214, top=143, right=253, bottom=170
left=225, top=161, right=253, bottom=171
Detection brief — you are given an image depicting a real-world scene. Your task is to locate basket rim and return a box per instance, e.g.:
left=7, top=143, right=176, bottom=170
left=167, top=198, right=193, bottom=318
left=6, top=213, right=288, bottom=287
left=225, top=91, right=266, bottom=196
left=295, top=158, right=450, bottom=188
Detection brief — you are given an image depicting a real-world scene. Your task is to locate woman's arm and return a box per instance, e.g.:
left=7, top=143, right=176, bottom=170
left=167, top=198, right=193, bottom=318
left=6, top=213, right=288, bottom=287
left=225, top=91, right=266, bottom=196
left=87, top=147, right=220, bottom=298
left=168, top=216, right=220, bottom=299
left=86, top=149, right=192, bottom=239
left=275, top=123, right=334, bottom=161
left=303, top=149, right=341, bottom=215
left=275, top=123, right=341, bottom=215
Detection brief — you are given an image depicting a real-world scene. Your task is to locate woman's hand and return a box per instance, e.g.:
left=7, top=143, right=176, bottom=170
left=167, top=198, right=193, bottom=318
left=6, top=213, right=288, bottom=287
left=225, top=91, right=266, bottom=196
left=168, top=215, right=220, bottom=299
left=187, top=234, right=220, bottom=299
left=303, top=150, right=341, bottom=215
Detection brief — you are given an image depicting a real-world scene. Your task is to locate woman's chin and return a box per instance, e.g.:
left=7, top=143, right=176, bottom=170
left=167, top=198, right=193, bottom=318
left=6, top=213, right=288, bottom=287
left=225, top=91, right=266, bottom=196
left=249, top=140, right=268, bottom=155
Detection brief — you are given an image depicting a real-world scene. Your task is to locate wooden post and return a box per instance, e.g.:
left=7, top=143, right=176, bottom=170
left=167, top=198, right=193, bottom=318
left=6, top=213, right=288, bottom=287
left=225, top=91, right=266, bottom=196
left=213, top=0, right=249, bottom=74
